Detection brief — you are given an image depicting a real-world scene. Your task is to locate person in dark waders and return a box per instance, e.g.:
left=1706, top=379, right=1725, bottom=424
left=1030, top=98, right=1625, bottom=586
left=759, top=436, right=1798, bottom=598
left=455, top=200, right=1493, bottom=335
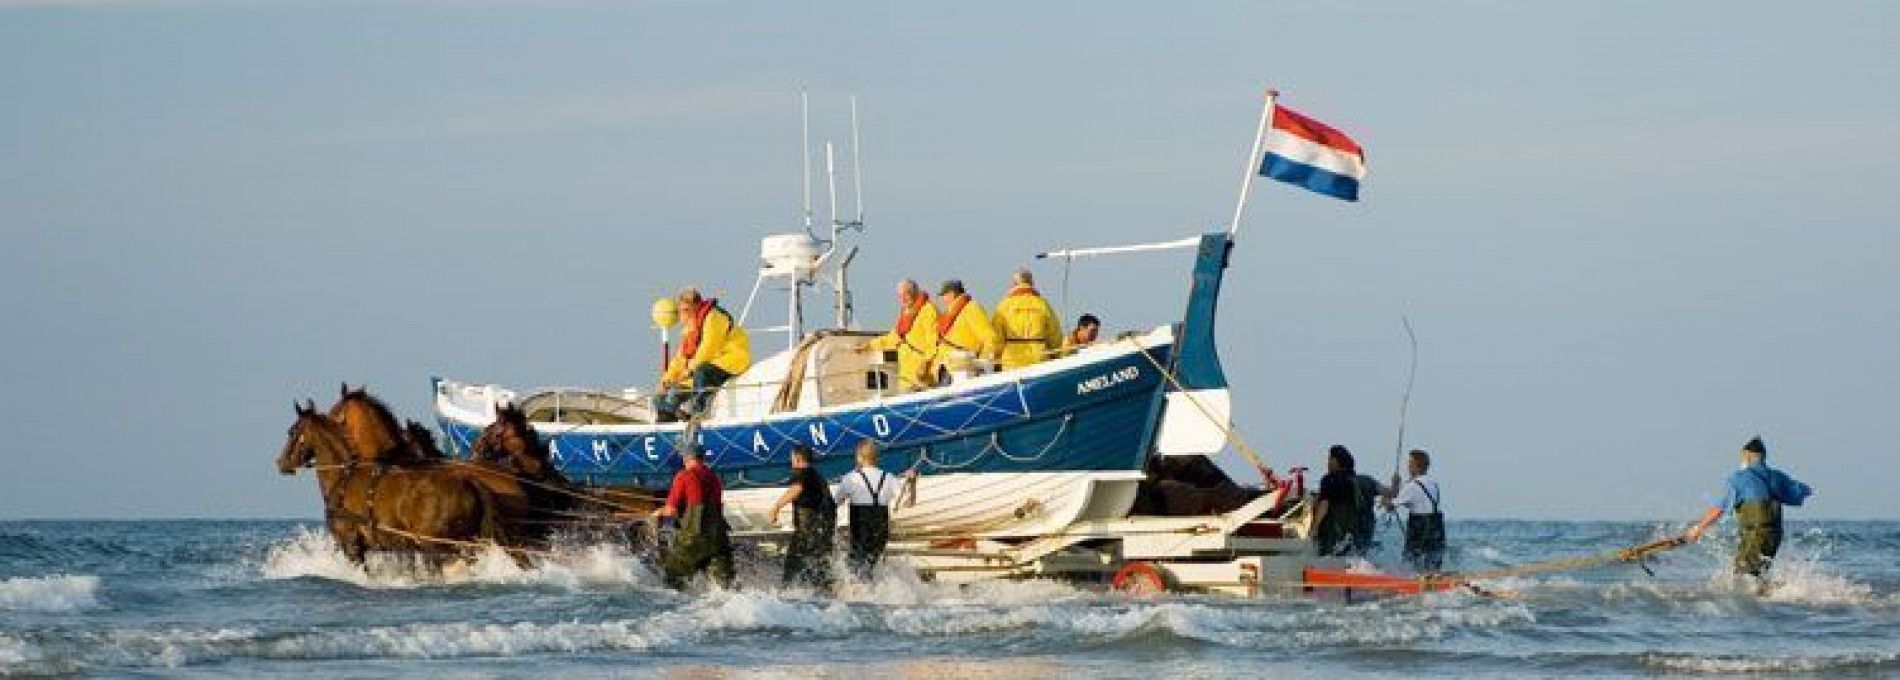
left=1381, top=448, right=1446, bottom=572
left=831, top=440, right=916, bottom=581
left=1309, top=445, right=1370, bottom=557
left=1682, top=436, right=1813, bottom=586
left=653, top=446, right=735, bottom=590
left=768, top=446, right=837, bottom=592
left=1352, top=469, right=1384, bottom=554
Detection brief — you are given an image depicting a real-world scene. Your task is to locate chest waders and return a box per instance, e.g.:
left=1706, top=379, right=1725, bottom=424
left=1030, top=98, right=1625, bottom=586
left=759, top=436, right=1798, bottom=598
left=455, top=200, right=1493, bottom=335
left=663, top=501, right=735, bottom=590
left=1403, top=480, right=1447, bottom=572
left=1734, top=499, right=1783, bottom=578
left=847, top=471, right=892, bottom=580
left=784, top=503, right=837, bottom=591
left=1316, top=485, right=1362, bottom=557
left=1353, top=477, right=1379, bottom=553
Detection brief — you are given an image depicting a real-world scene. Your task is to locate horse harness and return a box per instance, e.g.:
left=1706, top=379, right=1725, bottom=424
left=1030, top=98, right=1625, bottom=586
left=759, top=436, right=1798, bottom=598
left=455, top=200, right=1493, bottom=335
left=318, top=457, right=394, bottom=530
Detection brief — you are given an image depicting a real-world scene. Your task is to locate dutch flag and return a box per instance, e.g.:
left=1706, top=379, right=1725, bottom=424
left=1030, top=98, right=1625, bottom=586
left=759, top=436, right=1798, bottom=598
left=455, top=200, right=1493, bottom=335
left=1259, top=104, right=1366, bottom=202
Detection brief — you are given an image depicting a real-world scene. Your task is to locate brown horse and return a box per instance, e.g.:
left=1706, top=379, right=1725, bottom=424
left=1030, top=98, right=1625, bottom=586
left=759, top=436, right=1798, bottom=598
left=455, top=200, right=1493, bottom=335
left=474, top=403, right=663, bottom=520
left=276, top=401, right=512, bottom=566
left=329, top=384, right=439, bottom=466
left=472, top=403, right=563, bottom=482
left=328, top=386, right=533, bottom=523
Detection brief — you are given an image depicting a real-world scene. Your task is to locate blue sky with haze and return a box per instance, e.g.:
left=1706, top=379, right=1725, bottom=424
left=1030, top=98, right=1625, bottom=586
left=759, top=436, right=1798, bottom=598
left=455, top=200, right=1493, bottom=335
left=1, top=1, right=1893, bottom=519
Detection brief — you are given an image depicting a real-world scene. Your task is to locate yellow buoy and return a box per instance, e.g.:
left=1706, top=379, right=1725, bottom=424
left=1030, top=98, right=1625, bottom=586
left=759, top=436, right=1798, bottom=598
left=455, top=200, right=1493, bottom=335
left=650, top=297, right=680, bottom=328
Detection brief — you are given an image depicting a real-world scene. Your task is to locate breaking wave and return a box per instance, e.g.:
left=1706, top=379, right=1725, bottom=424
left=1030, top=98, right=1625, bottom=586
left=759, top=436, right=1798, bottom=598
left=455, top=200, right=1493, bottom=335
left=8, top=520, right=1898, bottom=675
left=255, top=527, right=661, bottom=590
left=1642, top=651, right=1900, bottom=674
left=0, top=574, right=101, bottom=612
left=0, top=590, right=1541, bottom=671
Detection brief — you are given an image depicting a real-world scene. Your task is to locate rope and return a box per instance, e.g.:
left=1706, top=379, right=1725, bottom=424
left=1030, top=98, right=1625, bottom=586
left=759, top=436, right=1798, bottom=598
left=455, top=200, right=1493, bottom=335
left=1391, top=316, right=1418, bottom=478
left=1120, top=337, right=1271, bottom=476
left=1426, top=536, right=1688, bottom=585
left=913, top=414, right=1072, bottom=470
left=362, top=522, right=559, bottom=561
left=439, top=459, right=658, bottom=514
left=307, top=458, right=658, bottom=518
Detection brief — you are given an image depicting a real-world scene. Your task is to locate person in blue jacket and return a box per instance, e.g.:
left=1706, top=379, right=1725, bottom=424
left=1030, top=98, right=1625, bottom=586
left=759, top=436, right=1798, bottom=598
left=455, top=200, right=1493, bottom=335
left=1682, top=436, right=1813, bottom=579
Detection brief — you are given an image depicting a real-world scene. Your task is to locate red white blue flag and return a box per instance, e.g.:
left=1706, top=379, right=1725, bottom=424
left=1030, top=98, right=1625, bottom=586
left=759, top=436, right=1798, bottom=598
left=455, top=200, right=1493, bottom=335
left=1259, top=104, right=1366, bottom=201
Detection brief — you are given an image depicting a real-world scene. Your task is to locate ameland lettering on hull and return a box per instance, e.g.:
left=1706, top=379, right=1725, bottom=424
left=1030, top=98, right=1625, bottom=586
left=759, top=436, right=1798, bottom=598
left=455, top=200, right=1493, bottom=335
left=1077, top=366, right=1140, bottom=396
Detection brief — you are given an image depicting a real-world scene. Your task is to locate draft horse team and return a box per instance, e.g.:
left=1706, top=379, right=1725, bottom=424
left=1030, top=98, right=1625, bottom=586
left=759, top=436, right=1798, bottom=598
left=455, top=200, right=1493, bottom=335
left=276, top=385, right=642, bottom=568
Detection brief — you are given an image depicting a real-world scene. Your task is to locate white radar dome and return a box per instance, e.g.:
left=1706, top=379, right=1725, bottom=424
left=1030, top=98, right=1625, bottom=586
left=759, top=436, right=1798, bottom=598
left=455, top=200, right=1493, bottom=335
left=760, top=233, right=821, bottom=276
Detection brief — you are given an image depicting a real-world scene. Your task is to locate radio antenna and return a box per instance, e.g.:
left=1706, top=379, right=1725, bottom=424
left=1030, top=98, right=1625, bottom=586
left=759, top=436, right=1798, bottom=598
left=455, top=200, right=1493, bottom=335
left=850, top=95, right=865, bottom=226
left=800, top=87, right=813, bottom=230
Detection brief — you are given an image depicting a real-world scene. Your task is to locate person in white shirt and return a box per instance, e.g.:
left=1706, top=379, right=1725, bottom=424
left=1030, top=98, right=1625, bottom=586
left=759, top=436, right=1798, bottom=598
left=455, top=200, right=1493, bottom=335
left=1381, top=449, right=1446, bottom=572
left=832, top=440, right=916, bottom=580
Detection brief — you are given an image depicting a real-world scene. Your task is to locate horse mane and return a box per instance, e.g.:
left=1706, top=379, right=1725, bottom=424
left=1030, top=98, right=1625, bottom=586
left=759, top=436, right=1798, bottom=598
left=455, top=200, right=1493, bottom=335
left=335, top=385, right=404, bottom=439
left=403, top=419, right=446, bottom=461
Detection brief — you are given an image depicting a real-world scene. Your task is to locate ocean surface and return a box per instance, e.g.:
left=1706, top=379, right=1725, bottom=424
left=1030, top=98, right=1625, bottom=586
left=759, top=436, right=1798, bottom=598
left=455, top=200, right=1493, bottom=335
left=1, top=519, right=1895, bottom=678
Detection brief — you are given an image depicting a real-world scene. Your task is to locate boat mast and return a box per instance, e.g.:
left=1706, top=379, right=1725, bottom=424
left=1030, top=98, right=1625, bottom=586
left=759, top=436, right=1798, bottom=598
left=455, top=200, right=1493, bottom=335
left=743, top=88, right=865, bottom=347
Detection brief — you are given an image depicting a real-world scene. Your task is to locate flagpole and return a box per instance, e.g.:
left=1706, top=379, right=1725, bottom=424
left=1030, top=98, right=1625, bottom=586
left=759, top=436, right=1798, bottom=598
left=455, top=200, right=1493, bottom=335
left=1227, top=88, right=1278, bottom=238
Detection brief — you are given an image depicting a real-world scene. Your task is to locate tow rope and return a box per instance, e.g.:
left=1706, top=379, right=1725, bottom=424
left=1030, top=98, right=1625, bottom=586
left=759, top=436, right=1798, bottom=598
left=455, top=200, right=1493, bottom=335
left=1296, top=536, right=1691, bottom=598
left=1432, top=535, right=1688, bottom=585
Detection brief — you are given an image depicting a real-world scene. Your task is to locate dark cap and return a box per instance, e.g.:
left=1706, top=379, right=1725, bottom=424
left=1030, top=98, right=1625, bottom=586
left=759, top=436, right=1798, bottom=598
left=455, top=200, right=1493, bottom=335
left=939, top=279, right=965, bottom=296
left=1743, top=436, right=1767, bottom=455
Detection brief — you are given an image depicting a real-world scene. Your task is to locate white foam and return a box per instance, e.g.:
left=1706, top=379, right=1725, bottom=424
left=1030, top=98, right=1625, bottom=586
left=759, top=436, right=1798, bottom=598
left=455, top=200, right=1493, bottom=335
left=255, top=527, right=662, bottom=590
left=80, top=622, right=652, bottom=666
left=1643, top=651, right=1900, bottom=674
left=1757, top=545, right=1883, bottom=606
left=0, top=574, right=101, bottom=612
left=0, top=634, right=40, bottom=664
left=64, top=595, right=869, bottom=668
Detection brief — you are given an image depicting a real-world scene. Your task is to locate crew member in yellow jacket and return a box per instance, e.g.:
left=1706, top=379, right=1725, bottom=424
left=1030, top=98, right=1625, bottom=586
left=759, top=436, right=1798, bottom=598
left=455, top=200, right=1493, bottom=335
left=930, top=279, right=1000, bottom=382
left=657, top=287, right=751, bottom=421
left=865, top=279, right=939, bottom=392
left=991, top=269, right=1064, bottom=371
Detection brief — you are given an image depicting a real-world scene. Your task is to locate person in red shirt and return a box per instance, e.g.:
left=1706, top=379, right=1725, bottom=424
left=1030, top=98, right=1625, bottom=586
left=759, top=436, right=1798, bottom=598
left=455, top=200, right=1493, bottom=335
left=653, top=446, right=734, bottom=589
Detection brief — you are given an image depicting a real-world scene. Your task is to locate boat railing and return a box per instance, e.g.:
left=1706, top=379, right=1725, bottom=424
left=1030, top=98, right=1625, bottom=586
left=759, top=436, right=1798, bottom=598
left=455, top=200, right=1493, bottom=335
left=440, top=328, right=1160, bottom=428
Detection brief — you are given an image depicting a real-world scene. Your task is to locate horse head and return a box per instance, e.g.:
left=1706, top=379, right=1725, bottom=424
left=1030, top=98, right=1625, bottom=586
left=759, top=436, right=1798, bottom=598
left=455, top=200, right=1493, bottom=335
left=475, top=403, right=554, bottom=478
left=277, top=399, right=325, bottom=474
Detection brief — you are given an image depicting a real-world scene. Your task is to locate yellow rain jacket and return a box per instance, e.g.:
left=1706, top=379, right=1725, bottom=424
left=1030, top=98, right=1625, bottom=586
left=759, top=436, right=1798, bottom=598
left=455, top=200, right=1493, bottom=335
left=931, top=294, right=1000, bottom=376
left=869, top=296, right=940, bottom=390
left=991, top=285, right=1063, bottom=370
left=663, top=300, right=751, bottom=386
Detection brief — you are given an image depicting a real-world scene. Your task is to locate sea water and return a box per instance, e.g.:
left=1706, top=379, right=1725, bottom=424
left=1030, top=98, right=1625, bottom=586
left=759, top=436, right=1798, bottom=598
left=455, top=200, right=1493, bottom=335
left=1, top=520, right=1894, bottom=678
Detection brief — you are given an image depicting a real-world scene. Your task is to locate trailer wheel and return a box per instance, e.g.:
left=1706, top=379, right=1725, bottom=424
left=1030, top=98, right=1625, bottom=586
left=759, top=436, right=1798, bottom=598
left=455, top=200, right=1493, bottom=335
left=1112, top=561, right=1172, bottom=596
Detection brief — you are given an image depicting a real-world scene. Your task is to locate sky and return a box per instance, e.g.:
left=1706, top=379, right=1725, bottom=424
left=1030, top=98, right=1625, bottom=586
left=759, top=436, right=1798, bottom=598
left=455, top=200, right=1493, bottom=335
left=1, top=1, right=1894, bottom=520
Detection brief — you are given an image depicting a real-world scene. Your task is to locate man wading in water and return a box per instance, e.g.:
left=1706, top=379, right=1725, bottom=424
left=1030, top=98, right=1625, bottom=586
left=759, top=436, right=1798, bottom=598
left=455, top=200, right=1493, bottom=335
left=1381, top=448, right=1446, bottom=572
left=1310, top=445, right=1373, bottom=557
left=831, top=441, right=916, bottom=581
left=654, top=446, right=735, bottom=590
left=1682, top=436, right=1813, bottom=587
left=768, top=446, right=838, bottom=592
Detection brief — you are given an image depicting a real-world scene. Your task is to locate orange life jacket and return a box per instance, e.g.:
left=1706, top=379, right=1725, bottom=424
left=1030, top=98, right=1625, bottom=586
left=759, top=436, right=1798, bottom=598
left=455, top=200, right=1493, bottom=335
left=936, top=294, right=970, bottom=336
left=894, top=295, right=925, bottom=336
left=678, top=299, right=716, bottom=359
